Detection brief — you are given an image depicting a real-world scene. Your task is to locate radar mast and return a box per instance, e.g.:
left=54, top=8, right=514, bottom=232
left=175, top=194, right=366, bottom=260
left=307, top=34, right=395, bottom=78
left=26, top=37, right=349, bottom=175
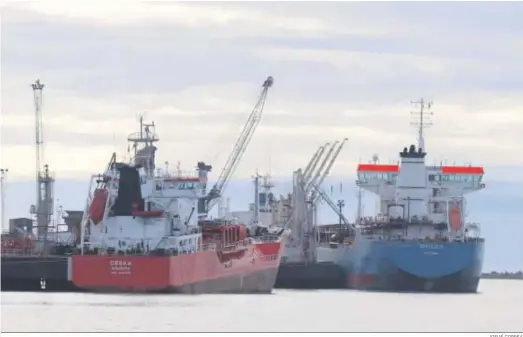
left=410, top=98, right=434, bottom=152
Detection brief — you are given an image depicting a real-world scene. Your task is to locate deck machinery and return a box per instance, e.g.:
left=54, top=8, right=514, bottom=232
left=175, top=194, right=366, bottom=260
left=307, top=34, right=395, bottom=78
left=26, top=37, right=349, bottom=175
left=274, top=139, right=351, bottom=289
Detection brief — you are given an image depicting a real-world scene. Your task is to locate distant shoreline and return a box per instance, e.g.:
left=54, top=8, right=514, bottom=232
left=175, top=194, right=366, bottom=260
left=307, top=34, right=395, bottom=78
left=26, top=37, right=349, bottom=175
left=481, top=271, right=523, bottom=280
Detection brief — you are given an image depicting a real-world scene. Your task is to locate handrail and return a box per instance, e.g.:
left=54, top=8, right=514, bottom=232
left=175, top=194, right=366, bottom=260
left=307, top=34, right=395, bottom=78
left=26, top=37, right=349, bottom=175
left=358, top=234, right=484, bottom=243
left=79, top=233, right=283, bottom=257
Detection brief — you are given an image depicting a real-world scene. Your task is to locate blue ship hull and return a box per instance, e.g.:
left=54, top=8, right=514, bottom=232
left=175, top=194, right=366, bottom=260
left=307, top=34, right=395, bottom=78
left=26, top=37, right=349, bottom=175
left=333, top=238, right=485, bottom=292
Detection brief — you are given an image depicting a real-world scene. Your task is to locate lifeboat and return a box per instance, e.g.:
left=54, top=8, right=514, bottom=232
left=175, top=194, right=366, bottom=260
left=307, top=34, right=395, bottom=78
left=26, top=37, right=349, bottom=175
left=449, top=207, right=463, bottom=231
left=89, top=189, right=109, bottom=224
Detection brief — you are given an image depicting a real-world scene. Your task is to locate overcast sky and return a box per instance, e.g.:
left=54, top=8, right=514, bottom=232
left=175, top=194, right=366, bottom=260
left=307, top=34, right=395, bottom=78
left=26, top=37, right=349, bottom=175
left=1, top=1, right=523, bottom=181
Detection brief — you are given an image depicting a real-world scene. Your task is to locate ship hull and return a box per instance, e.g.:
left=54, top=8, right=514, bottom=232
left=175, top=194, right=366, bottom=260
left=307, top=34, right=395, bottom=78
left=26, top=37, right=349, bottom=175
left=285, top=238, right=485, bottom=293
left=348, top=239, right=485, bottom=293
left=71, top=242, right=283, bottom=294
left=1, top=256, right=75, bottom=292
left=275, top=262, right=347, bottom=289
left=79, top=267, right=279, bottom=294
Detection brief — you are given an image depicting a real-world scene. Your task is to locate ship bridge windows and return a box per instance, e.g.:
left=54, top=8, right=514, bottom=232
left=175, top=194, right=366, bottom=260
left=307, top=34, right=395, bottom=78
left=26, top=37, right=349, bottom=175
left=161, top=181, right=204, bottom=190
left=429, top=174, right=483, bottom=185
left=357, top=172, right=397, bottom=183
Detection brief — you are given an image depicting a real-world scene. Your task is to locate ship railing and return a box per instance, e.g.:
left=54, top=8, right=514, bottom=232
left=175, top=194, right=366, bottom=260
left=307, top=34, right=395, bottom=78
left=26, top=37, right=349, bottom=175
left=1, top=248, right=45, bottom=256
left=253, top=234, right=280, bottom=243
left=199, top=238, right=253, bottom=254
left=155, top=168, right=201, bottom=180
left=201, top=242, right=218, bottom=252
left=361, top=233, right=483, bottom=244
left=83, top=236, right=281, bottom=257
left=258, top=254, right=279, bottom=262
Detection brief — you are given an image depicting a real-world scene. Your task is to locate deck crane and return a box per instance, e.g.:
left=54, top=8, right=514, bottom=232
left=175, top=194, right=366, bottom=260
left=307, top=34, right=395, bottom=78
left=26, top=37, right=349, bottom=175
left=283, top=139, right=348, bottom=229
left=305, top=141, right=340, bottom=192
left=311, top=138, right=348, bottom=201
left=200, top=76, right=274, bottom=217
left=303, top=143, right=328, bottom=184
left=306, top=139, right=348, bottom=226
left=301, top=146, right=322, bottom=181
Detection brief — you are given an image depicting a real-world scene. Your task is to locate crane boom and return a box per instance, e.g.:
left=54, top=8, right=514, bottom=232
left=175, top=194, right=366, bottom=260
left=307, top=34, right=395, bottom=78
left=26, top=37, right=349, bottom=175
left=315, top=138, right=348, bottom=188
left=306, top=141, right=339, bottom=192
left=205, top=76, right=274, bottom=214
left=303, top=143, right=328, bottom=185
left=301, top=146, right=323, bottom=179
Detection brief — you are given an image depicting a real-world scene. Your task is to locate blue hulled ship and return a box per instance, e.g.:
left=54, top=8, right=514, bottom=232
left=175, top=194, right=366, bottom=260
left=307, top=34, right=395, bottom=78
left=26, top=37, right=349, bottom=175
left=318, top=100, right=486, bottom=292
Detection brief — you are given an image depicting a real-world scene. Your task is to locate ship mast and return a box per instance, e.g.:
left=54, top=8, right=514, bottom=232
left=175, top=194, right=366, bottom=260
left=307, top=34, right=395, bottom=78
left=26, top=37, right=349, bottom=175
left=410, top=98, right=434, bottom=152
left=252, top=171, right=261, bottom=225
left=127, top=115, right=160, bottom=178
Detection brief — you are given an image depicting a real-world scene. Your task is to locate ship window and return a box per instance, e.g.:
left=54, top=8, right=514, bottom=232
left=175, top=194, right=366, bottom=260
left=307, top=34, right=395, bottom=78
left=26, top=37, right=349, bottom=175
left=428, top=174, right=435, bottom=181
left=164, top=182, right=176, bottom=189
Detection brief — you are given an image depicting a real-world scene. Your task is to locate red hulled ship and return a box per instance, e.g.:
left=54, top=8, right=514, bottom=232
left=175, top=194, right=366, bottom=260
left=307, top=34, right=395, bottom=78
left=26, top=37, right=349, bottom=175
left=72, top=106, right=289, bottom=293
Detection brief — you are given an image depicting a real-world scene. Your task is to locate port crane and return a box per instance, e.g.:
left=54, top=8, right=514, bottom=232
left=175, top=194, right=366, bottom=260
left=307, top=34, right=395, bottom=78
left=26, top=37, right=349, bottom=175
left=29, top=79, right=55, bottom=242
left=198, top=76, right=274, bottom=217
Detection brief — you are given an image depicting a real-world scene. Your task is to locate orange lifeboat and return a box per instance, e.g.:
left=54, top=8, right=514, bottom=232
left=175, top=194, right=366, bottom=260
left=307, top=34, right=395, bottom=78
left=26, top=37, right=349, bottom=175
left=89, top=189, right=109, bottom=224
left=449, top=207, right=463, bottom=231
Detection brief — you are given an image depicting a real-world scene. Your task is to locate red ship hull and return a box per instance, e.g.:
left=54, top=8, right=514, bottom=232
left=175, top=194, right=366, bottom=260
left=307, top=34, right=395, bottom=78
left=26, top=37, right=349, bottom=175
left=71, top=241, right=283, bottom=294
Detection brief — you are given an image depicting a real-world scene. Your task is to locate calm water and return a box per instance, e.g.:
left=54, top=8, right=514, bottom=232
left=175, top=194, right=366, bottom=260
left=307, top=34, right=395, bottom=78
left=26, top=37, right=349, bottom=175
left=1, top=280, right=522, bottom=332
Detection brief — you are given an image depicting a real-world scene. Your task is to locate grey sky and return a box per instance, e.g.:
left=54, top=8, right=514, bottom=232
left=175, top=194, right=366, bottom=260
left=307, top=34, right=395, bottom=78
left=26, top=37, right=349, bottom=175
left=2, top=1, right=523, bottom=179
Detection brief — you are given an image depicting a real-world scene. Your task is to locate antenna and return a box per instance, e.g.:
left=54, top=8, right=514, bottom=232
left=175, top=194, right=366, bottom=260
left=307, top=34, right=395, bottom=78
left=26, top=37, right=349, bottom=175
left=410, top=98, right=434, bottom=152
